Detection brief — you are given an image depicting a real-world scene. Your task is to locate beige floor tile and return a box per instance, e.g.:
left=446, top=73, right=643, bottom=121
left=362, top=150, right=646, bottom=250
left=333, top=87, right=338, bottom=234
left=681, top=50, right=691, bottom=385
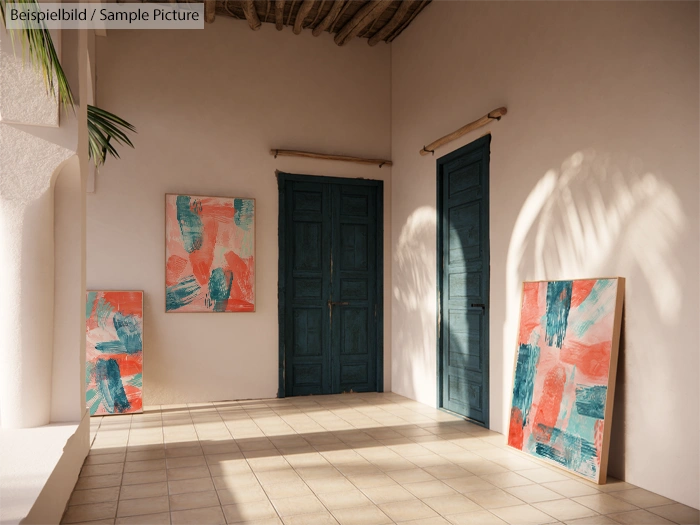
left=533, top=499, right=599, bottom=521
left=481, top=472, right=536, bottom=488
left=518, top=468, right=570, bottom=484
left=123, top=459, right=166, bottom=473
left=296, top=466, right=343, bottom=480
left=119, top=482, right=168, bottom=500
left=271, top=494, right=327, bottom=517
left=444, top=476, right=497, bottom=494
left=572, top=494, right=638, bottom=514
left=217, top=483, right=268, bottom=505
left=169, top=490, right=220, bottom=511
left=263, top=480, right=313, bottom=499
left=167, top=455, right=207, bottom=469
left=126, top=449, right=166, bottom=462
left=388, top=468, right=437, bottom=484
left=116, top=495, right=169, bottom=517
left=564, top=516, right=619, bottom=524
left=122, top=470, right=167, bottom=486
left=410, top=455, right=453, bottom=468
left=305, top=476, right=356, bottom=494
left=491, top=504, right=559, bottom=525
left=282, top=512, right=339, bottom=525
left=165, top=445, right=204, bottom=458
left=223, top=500, right=279, bottom=522
left=361, top=484, right=416, bottom=504
left=505, top=484, right=565, bottom=503
left=69, top=486, right=120, bottom=505
left=466, top=489, right=524, bottom=509
left=167, top=465, right=212, bottom=481
left=115, top=512, right=171, bottom=524
left=169, top=476, right=216, bottom=495
left=256, top=469, right=302, bottom=487
left=85, top=453, right=126, bottom=465
left=171, top=505, right=226, bottom=525
left=318, top=488, right=373, bottom=510
left=446, top=510, right=508, bottom=524
left=422, top=493, right=482, bottom=515
left=542, top=480, right=600, bottom=498
left=607, top=509, right=675, bottom=524
left=62, top=501, right=118, bottom=523
left=62, top=519, right=114, bottom=525
left=423, top=464, right=473, bottom=480
left=647, top=503, right=700, bottom=524
left=612, top=488, right=675, bottom=508
left=404, top=480, right=457, bottom=498
left=396, top=517, right=451, bottom=525
left=595, top=479, right=637, bottom=493
left=213, top=472, right=260, bottom=490
left=81, top=463, right=125, bottom=477
left=347, top=473, right=396, bottom=488
left=331, top=505, right=393, bottom=525
left=379, top=499, right=440, bottom=521
left=75, top=474, right=123, bottom=491
left=248, top=456, right=291, bottom=471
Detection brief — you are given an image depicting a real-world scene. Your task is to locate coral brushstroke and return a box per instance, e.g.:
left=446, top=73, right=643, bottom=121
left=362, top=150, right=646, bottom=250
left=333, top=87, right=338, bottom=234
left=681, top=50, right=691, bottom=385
left=86, top=291, right=143, bottom=416
left=165, top=195, right=255, bottom=312
left=507, top=279, right=622, bottom=483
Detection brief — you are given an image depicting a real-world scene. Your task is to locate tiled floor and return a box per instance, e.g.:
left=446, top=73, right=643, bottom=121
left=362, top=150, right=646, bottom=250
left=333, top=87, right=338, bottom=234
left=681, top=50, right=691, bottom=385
left=62, top=393, right=699, bottom=525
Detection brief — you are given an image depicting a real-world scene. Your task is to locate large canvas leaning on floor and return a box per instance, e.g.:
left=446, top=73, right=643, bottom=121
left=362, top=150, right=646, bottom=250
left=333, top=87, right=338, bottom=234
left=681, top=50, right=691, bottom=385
left=86, top=291, right=144, bottom=415
left=507, top=278, right=624, bottom=483
left=165, top=194, right=255, bottom=312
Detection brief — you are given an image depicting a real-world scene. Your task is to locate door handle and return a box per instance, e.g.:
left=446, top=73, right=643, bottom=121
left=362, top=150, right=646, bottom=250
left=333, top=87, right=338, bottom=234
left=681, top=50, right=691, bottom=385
left=328, top=301, right=349, bottom=307
left=471, top=303, right=486, bottom=309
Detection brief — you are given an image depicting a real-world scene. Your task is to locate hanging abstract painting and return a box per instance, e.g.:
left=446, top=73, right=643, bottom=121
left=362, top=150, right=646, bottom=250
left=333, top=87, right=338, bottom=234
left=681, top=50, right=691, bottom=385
left=86, top=291, right=144, bottom=416
left=165, top=194, right=255, bottom=313
left=507, top=278, right=624, bottom=483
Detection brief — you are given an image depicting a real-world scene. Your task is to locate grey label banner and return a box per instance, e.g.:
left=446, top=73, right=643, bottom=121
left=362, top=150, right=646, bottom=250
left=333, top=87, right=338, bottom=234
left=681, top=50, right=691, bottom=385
left=4, top=2, right=205, bottom=29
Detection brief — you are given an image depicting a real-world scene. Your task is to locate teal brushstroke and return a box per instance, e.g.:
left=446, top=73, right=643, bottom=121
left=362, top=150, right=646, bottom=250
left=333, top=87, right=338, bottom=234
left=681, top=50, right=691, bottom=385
left=127, top=373, right=143, bottom=388
left=234, top=199, right=254, bottom=231
left=176, top=195, right=204, bottom=253
left=209, top=267, right=233, bottom=312
left=533, top=427, right=598, bottom=479
left=166, top=275, right=201, bottom=311
left=95, top=296, right=113, bottom=329
left=545, top=281, right=573, bottom=348
left=95, top=358, right=130, bottom=413
left=512, top=344, right=540, bottom=426
left=575, top=385, right=607, bottom=419
left=95, top=340, right=126, bottom=353
left=113, top=312, right=142, bottom=353
left=572, top=279, right=615, bottom=338
left=85, top=361, right=94, bottom=386
left=88, top=391, right=100, bottom=416
left=86, top=292, right=98, bottom=319
left=86, top=388, right=96, bottom=402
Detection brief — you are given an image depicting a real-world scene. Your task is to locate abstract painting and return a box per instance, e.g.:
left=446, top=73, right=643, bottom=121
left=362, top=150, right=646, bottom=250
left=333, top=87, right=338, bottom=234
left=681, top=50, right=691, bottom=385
left=165, top=194, right=255, bottom=312
left=507, top=278, right=624, bottom=483
left=86, top=291, right=143, bottom=416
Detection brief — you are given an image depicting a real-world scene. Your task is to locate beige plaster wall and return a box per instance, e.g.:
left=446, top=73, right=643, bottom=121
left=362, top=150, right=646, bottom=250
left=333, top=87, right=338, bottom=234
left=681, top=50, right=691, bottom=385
left=390, top=1, right=699, bottom=508
left=90, top=19, right=392, bottom=405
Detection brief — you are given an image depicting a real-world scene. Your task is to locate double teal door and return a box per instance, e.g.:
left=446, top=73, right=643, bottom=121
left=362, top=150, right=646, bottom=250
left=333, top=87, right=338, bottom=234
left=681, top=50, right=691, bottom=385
left=437, top=135, right=490, bottom=426
left=278, top=173, right=383, bottom=397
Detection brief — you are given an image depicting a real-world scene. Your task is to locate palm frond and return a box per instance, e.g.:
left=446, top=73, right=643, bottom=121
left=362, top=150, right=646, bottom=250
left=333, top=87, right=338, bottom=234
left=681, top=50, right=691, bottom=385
left=88, top=105, right=136, bottom=167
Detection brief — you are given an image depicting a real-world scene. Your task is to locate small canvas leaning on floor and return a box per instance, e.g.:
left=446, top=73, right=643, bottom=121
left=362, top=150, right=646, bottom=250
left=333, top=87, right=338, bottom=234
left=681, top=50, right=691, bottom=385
left=508, top=278, right=625, bottom=483
left=86, top=291, right=144, bottom=415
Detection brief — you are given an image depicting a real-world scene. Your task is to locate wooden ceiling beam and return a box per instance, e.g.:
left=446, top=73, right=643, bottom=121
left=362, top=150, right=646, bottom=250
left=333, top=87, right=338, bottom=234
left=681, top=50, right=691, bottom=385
left=367, top=0, right=411, bottom=46
left=241, top=0, right=262, bottom=29
left=387, top=0, right=428, bottom=42
left=334, top=0, right=392, bottom=46
left=293, top=0, right=315, bottom=34
left=312, top=0, right=344, bottom=36
left=274, top=0, right=285, bottom=30
left=204, top=0, right=216, bottom=23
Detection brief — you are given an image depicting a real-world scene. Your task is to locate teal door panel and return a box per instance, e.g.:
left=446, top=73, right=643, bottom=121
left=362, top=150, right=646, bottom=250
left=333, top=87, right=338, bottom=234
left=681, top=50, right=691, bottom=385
left=279, top=174, right=383, bottom=397
left=437, top=135, right=490, bottom=426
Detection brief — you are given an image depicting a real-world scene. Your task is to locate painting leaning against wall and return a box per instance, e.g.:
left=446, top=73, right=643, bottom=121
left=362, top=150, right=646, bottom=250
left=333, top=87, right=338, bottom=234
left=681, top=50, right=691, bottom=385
left=86, top=291, right=144, bottom=416
left=165, top=194, right=255, bottom=312
left=507, top=278, right=624, bottom=483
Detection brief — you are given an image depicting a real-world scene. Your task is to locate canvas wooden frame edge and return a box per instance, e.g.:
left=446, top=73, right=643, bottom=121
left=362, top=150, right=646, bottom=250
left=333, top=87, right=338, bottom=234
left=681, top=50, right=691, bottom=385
left=86, top=290, right=145, bottom=416
left=505, top=277, right=625, bottom=485
left=164, top=193, right=257, bottom=314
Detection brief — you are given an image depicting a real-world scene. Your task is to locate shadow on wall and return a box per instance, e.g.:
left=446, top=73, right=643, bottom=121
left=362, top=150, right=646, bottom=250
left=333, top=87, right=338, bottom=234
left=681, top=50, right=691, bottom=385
left=393, top=206, right=437, bottom=404
left=503, top=150, right=687, bottom=479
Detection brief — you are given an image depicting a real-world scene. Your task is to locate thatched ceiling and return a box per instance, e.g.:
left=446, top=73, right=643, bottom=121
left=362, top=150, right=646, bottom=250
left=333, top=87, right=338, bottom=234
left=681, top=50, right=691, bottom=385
left=131, top=1, right=432, bottom=46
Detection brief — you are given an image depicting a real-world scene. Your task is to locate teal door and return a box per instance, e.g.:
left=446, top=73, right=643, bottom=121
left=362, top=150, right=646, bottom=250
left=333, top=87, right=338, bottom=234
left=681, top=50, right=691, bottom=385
left=278, top=173, right=383, bottom=397
left=437, top=135, right=490, bottom=426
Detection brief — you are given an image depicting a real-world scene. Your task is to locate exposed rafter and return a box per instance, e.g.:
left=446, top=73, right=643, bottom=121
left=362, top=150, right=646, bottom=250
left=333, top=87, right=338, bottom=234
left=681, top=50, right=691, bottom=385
left=293, top=0, right=315, bottom=34
left=334, top=0, right=392, bottom=46
left=387, top=0, right=428, bottom=42
left=368, top=0, right=411, bottom=46
left=274, top=0, right=285, bottom=30
left=204, top=0, right=216, bottom=23
left=312, top=0, right=344, bottom=37
left=241, top=0, right=261, bottom=30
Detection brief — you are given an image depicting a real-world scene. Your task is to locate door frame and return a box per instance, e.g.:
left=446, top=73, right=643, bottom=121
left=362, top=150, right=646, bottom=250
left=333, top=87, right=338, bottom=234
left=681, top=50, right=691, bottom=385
left=436, top=134, right=491, bottom=427
left=277, top=172, right=384, bottom=398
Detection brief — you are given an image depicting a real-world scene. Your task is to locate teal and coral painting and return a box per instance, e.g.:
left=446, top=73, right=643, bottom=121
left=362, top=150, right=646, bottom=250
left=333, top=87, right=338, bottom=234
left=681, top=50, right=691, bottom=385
left=86, top=291, right=143, bottom=415
left=166, top=194, right=255, bottom=312
left=508, top=278, right=624, bottom=483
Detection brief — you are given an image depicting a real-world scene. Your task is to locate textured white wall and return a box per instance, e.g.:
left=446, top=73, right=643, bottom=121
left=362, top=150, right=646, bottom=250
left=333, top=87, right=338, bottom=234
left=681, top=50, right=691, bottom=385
left=90, top=19, right=392, bottom=405
left=390, top=1, right=699, bottom=508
